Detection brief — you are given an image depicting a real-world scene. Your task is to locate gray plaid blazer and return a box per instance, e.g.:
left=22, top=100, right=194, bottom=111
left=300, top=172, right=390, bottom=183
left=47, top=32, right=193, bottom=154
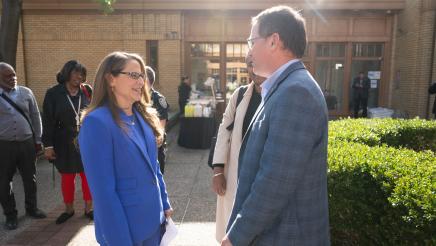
left=226, top=61, right=330, bottom=246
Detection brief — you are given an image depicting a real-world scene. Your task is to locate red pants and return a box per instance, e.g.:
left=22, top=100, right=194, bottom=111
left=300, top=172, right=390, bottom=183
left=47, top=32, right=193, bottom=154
left=61, top=172, right=92, bottom=204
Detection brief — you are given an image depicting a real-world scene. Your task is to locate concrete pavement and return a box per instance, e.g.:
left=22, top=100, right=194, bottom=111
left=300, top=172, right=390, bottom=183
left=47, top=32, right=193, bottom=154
left=1, top=125, right=220, bottom=245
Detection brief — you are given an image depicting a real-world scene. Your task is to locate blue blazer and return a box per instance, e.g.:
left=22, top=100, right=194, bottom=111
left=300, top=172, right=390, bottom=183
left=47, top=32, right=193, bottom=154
left=78, top=106, right=171, bottom=246
left=227, top=61, right=330, bottom=245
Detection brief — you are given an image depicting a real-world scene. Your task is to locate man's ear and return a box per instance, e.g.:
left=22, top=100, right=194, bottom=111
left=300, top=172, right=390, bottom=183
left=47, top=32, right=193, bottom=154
left=270, top=33, right=280, bottom=50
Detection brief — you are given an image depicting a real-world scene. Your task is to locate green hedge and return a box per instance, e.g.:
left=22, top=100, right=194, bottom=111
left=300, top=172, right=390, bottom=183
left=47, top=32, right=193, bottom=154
left=329, top=118, right=436, bottom=152
left=328, top=119, right=436, bottom=245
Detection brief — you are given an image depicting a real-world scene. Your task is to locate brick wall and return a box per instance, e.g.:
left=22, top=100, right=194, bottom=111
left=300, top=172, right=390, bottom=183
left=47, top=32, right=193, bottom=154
left=16, top=11, right=182, bottom=111
left=391, top=0, right=436, bottom=118
left=10, top=4, right=436, bottom=117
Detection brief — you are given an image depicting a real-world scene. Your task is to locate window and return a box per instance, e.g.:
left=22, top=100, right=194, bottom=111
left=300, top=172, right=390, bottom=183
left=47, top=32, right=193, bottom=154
left=191, top=43, right=220, bottom=57
left=190, top=43, right=221, bottom=95
left=315, top=43, right=346, bottom=111
left=226, top=43, right=248, bottom=58
left=146, top=40, right=159, bottom=83
left=317, top=43, right=345, bottom=57
left=353, top=43, right=383, bottom=57
left=351, top=43, right=384, bottom=109
left=225, top=43, right=249, bottom=100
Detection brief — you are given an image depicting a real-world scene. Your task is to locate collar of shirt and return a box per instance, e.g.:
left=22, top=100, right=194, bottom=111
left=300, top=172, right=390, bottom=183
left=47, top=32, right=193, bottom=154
left=260, top=59, right=300, bottom=100
left=0, top=85, right=17, bottom=93
left=0, top=86, right=18, bottom=100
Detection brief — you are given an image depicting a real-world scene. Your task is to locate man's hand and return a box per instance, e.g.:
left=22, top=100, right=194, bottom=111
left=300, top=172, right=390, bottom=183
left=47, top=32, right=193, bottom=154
left=212, top=167, right=226, bottom=196
left=221, top=235, right=233, bottom=246
left=35, top=143, right=43, bottom=154
left=44, top=148, right=56, bottom=160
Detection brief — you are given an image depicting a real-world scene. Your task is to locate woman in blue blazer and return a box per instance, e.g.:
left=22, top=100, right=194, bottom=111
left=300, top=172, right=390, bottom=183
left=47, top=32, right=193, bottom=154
left=78, top=51, right=172, bottom=246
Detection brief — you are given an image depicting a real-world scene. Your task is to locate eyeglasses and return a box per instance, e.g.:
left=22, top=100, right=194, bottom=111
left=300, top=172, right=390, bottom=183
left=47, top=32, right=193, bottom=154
left=118, top=71, right=145, bottom=80
left=247, top=37, right=264, bottom=50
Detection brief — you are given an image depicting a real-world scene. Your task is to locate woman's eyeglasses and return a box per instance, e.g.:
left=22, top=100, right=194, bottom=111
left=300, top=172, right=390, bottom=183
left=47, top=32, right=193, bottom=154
left=119, top=71, right=145, bottom=80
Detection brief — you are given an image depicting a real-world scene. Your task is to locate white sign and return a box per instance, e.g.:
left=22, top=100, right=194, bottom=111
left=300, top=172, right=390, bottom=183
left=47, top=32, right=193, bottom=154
left=371, top=80, right=378, bottom=89
left=368, top=71, right=381, bottom=80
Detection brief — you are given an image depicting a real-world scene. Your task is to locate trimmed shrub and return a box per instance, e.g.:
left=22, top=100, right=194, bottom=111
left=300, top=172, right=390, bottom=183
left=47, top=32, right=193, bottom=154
left=329, top=118, right=436, bottom=152
left=328, top=119, right=436, bottom=245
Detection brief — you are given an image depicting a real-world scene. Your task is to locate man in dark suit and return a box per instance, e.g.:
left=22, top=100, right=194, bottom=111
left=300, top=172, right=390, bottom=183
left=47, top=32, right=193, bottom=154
left=222, top=6, right=330, bottom=246
left=178, top=76, right=191, bottom=114
left=352, top=71, right=371, bottom=118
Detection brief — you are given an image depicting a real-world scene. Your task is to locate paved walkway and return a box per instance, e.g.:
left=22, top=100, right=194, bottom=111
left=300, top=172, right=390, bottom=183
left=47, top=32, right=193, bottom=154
left=1, top=125, right=219, bottom=245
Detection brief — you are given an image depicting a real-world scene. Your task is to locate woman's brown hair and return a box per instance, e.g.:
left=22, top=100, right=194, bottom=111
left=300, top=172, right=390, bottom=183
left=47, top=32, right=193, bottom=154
left=81, top=51, right=163, bottom=145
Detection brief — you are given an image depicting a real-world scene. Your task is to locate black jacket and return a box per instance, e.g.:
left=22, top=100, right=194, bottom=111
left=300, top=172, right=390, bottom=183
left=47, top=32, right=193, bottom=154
left=42, top=83, right=92, bottom=173
left=178, top=83, right=191, bottom=111
left=151, top=89, right=169, bottom=120
left=429, top=83, right=436, bottom=114
left=352, top=76, right=371, bottom=99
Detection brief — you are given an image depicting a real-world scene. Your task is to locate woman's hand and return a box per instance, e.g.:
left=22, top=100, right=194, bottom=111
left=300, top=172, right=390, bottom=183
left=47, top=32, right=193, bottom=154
left=44, top=148, right=56, bottom=160
left=212, top=167, right=226, bottom=196
left=164, top=208, right=174, bottom=218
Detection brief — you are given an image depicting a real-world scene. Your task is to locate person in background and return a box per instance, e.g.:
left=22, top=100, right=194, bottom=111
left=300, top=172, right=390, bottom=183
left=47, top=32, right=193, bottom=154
left=178, top=76, right=191, bottom=114
left=429, top=82, right=436, bottom=119
left=79, top=52, right=172, bottom=245
left=42, top=60, right=93, bottom=224
left=211, top=54, right=265, bottom=242
left=146, top=66, right=169, bottom=174
left=0, top=62, right=46, bottom=230
left=352, top=71, right=370, bottom=118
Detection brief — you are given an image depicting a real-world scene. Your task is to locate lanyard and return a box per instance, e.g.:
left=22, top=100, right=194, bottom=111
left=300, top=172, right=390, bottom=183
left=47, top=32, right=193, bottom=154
left=66, top=94, right=81, bottom=131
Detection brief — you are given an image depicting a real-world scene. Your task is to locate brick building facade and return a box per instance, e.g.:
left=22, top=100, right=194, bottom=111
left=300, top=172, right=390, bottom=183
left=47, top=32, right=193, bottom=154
left=2, top=0, right=436, bottom=118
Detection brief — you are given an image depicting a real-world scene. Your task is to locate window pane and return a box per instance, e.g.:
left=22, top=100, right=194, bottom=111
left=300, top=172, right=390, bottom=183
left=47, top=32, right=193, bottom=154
left=190, top=43, right=221, bottom=96
left=242, top=44, right=248, bottom=57
left=350, top=60, right=382, bottom=109
left=225, top=43, right=248, bottom=101
left=234, top=44, right=241, bottom=57
left=213, top=44, right=220, bottom=57
left=226, top=59, right=246, bottom=100
left=315, top=60, right=345, bottom=111
left=227, top=44, right=234, bottom=57
left=316, top=43, right=345, bottom=57
left=353, top=43, right=384, bottom=57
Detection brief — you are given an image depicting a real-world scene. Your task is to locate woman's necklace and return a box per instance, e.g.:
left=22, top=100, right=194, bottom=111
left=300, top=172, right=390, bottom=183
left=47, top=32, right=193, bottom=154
left=126, top=114, right=135, bottom=126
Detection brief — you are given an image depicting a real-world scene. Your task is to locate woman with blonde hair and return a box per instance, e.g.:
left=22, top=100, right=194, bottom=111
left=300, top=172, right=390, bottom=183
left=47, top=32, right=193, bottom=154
left=78, top=51, right=172, bottom=246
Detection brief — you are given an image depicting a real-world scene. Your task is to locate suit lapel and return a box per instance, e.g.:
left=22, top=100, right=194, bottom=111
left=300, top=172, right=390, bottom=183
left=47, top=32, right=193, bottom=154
left=241, top=61, right=306, bottom=143
left=125, top=110, right=156, bottom=175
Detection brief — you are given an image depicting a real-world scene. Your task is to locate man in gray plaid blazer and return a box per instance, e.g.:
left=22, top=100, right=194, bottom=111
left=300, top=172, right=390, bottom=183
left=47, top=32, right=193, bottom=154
left=221, top=6, right=330, bottom=246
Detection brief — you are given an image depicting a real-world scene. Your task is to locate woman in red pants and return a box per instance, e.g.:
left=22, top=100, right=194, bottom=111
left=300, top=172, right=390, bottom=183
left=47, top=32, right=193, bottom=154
left=42, top=60, right=93, bottom=224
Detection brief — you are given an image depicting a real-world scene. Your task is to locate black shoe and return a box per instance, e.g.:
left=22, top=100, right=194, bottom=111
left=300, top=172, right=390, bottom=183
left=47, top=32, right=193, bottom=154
left=4, top=216, right=18, bottom=230
left=26, top=208, right=47, bottom=219
left=56, top=211, right=74, bottom=224
left=84, top=210, right=93, bottom=220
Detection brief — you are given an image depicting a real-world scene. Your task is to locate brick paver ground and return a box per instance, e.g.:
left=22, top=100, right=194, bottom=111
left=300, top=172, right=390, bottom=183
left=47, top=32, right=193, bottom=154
left=1, top=125, right=219, bottom=246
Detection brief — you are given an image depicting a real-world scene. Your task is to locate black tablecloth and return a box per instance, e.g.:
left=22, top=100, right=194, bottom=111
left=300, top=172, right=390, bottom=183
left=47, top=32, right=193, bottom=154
left=178, top=117, right=216, bottom=149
